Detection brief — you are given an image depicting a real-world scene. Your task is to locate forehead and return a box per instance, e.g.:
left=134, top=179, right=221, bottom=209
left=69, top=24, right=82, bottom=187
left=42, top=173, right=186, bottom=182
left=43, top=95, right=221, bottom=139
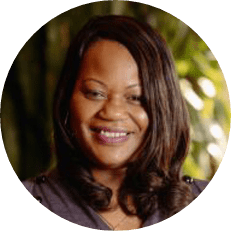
left=78, top=40, right=140, bottom=87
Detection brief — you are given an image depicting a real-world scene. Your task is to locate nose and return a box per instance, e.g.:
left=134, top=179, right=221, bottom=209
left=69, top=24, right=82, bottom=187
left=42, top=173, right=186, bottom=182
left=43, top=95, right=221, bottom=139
left=98, top=97, right=129, bottom=121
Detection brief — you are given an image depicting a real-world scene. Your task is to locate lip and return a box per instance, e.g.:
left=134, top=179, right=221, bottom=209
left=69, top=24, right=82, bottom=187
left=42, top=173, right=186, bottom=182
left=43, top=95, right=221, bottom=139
left=90, top=126, right=130, bottom=133
left=96, top=133, right=129, bottom=144
left=90, top=126, right=132, bottom=145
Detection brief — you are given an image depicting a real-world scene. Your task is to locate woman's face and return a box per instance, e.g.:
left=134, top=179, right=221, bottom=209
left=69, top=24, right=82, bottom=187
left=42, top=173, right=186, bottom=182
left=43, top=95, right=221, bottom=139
left=69, top=40, right=149, bottom=169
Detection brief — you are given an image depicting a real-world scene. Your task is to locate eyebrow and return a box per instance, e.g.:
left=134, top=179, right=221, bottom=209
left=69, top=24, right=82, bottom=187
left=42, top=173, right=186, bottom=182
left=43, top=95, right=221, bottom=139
left=83, top=79, right=141, bottom=89
left=126, top=84, right=141, bottom=89
left=83, top=79, right=107, bottom=87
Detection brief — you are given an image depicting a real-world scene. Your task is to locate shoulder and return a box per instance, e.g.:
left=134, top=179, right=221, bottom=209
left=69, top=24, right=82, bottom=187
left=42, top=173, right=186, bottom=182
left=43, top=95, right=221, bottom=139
left=143, top=176, right=209, bottom=227
left=21, top=169, right=111, bottom=229
left=22, top=177, right=35, bottom=193
left=183, top=175, right=209, bottom=196
left=21, top=169, right=80, bottom=217
left=21, top=170, right=66, bottom=204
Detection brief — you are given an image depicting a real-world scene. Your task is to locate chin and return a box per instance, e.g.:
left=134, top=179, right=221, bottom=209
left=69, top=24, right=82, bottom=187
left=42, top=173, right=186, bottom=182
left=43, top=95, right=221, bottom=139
left=90, top=155, right=132, bottom=170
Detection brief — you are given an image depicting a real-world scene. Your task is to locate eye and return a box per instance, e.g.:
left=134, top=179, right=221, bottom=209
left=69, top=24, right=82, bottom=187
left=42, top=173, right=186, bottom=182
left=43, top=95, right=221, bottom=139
left=127, top=95, right=144, bottom=105
left=85, top=90, right=107, bottom=100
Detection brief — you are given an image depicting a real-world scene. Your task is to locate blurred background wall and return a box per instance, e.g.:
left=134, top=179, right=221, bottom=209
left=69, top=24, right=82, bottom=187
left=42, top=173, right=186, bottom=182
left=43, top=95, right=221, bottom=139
left=1, top=1, right=230, bottom=181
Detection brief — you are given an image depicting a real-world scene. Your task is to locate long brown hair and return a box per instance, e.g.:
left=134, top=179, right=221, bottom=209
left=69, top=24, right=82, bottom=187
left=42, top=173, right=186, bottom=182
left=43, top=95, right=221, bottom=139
left=53, top=15, right=193, bottom=221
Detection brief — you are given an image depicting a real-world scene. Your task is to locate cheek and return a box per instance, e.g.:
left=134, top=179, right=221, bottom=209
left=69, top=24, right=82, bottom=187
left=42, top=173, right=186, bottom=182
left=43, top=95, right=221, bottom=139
left=70, top=97, right=86, bottom=124
left=131, top=107, right=149, bottom=133
left=69, top=95, right=100, bottom=127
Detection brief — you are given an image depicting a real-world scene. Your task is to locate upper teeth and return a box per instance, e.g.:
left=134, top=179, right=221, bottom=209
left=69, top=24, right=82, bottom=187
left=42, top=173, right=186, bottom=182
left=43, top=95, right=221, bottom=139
left=100, top=130, right=127, bottom=138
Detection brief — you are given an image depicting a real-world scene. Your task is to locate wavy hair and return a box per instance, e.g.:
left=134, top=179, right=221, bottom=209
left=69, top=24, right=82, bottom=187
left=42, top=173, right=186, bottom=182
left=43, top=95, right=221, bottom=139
left=53, top=15, right=193, bottom=221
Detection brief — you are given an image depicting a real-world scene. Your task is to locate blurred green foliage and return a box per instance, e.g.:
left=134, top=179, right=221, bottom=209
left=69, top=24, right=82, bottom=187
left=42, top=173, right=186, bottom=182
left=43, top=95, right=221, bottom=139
left=1, top=1, right=230, bottom=181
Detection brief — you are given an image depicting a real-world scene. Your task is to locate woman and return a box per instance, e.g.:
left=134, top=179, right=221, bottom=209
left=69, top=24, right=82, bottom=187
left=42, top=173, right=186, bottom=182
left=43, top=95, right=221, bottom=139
left=23, top=15, right=208, bottom=230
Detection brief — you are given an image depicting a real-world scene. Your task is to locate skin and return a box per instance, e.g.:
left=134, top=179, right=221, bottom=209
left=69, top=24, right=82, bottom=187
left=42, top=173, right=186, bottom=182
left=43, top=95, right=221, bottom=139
left=69, top=40, right=149, bottom=171
left=69, top=40, right=149, bottom=229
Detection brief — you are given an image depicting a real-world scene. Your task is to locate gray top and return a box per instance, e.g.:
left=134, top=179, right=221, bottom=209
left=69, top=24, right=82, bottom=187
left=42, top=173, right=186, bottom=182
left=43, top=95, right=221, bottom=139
left=22, top=169, right=208, bottom=230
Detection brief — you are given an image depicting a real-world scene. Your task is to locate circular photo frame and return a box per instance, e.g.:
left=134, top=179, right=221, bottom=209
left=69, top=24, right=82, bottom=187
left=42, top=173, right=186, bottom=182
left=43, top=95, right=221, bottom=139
left=1, top=1, right=230, bottom=231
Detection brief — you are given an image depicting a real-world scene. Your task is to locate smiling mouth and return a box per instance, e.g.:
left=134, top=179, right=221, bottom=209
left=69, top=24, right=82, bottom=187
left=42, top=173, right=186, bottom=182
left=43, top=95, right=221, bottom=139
left=90, top=127, right=132, bottom=143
